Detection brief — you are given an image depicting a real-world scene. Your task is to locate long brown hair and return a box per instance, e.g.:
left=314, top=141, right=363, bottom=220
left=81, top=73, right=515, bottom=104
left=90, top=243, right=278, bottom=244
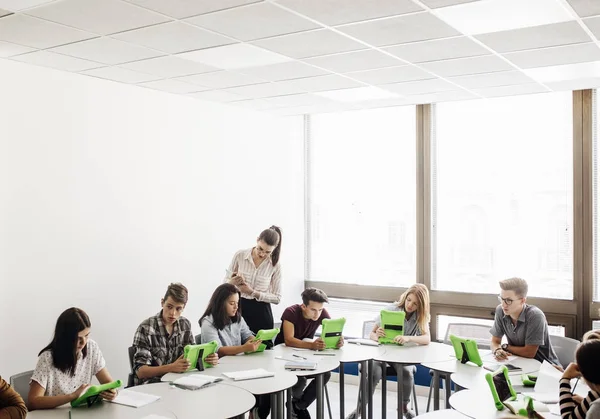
left=396, top=284, right=430, bottom=335
left=199, top=283, right=242, bottom=330
left=258, top=226, right=282, bottom=266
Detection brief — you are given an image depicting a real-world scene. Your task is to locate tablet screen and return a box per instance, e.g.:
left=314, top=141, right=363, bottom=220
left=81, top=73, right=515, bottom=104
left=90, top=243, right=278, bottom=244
left=493, top=371, right=512, bottom=402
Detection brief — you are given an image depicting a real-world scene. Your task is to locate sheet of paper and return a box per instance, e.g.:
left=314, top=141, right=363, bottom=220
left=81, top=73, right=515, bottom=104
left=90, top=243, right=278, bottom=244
left=110, top=389, right=160, bottom=408
left=222, top=368, right=274, bottom=381
left=522, top=391, right=559, bottom=404
left=535, top=360, right=563, bottom=394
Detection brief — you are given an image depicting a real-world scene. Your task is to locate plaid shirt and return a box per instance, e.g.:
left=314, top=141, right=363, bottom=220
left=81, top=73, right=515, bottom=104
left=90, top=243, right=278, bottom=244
left=132, top=311, right=194, bottom=385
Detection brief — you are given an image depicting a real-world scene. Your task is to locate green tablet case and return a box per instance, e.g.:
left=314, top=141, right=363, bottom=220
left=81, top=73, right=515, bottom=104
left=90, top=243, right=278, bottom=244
left=521, top=374, right=537, bottom=387
left=449, top=334, right=484, bottom=367
left=485, top=366, right=518, bottom=410
left=378, top=310, right=406, bottom=344
left=245, top=328, right=280, bottom=354
left=70, top=380, right=122, bottom=407
left=184, top=341, right=218, bottom=371
left=321, top=318, right=346, bottom=349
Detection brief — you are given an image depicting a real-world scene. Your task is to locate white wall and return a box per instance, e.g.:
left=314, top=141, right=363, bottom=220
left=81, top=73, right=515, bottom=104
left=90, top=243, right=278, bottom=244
left=0, top=59, right=305, bottom=383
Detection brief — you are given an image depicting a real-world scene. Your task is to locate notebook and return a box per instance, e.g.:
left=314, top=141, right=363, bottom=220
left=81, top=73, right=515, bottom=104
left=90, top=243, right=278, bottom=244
left=172, top=375, right=223, bottom=390
left=109, top=389, right=160, bottom=408
left=222, top=369, right=274, bottom=381
left=285, top=360, right=317, bottom=371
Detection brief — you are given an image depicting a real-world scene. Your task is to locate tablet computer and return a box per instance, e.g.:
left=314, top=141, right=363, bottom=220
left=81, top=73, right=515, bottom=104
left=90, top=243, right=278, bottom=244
left=379, top=310, right=406, bottom=344
left=70, top=380, right=122, bottom=407
left=449, top=334, right=484, bottom=367
left=485, top=366, right=517, bottom=410
left=245, top=328, right=280, bottom=353
left=321, top=318, right=345, bottom=349
left=184, top=341, right=218, bottom=371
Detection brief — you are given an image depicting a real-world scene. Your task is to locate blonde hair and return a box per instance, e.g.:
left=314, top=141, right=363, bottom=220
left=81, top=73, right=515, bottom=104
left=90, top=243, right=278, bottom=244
left=499, top=277, right=528, bottom=298
left=583, top=330, right=600, bottom=341
left=396, top=284, right=430, bottom=335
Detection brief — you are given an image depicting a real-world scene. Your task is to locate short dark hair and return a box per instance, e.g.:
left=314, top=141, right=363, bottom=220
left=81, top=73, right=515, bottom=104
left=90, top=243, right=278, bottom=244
left=576, top=339, right=600, bottom=384
left=163, top=283, right=188, bottom=305
left=200, top=283, right=242, bottom=330
left=499, top=277, right=528, bottom=298
left=301, top=287, right=328, bottom=306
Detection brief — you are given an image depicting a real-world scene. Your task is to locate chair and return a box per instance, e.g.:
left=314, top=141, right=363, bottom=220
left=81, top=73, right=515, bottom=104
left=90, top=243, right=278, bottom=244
left=9, top=370, right=33, bottom=405
left=127, top=346, right=136, bottom=387
left=195, top=334, right=202, bottom=344
left=550, top=335, right=580, bottom=369
left=426, top=322, right=492, bottom=412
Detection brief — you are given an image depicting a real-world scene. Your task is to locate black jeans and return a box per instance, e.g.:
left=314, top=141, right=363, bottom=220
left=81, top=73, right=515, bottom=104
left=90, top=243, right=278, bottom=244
left=292, top=371, right=332, bottom=410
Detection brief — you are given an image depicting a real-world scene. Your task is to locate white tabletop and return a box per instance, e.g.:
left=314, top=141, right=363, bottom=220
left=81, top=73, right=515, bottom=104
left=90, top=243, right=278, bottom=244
left=450, top=355, right=541, bottom=390
left=338, top=342, right=386, bottom=363
left=269, top=345, right=341, bottom=377
left=449, top=389, right=558, bottom=419
left=411, top=409, right=470, bottom=418
left=27, top=382, right=255, bottom=419
left=375, top=342, right=455, bottom=364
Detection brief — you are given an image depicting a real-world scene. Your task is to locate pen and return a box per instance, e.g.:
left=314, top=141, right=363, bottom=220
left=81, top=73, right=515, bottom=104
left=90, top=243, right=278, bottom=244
left=293, top=354, right=307, bottom=360
left=572, top=377, right=580, bottom=393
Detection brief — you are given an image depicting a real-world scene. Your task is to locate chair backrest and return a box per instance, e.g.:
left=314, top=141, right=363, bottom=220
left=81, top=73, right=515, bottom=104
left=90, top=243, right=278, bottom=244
left=444, top=323, right=492, bottom=349
left=195, top=334, right=202, bottom=344
left=128, top=346, right=135, bottom=371
left=10, top=370, right=33, bottom=405
left=362, top=320, right=376, bottom=339
left=550, top=335, right=580, bottom=369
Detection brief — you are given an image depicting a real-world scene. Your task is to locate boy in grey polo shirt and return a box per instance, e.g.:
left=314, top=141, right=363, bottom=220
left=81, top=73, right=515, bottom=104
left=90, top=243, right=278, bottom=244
left=490, top=277, right=559, bottom=365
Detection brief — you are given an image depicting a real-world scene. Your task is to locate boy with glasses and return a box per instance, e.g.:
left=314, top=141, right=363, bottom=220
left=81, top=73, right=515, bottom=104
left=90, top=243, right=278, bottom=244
left=490, top=277, right=559, bottom=365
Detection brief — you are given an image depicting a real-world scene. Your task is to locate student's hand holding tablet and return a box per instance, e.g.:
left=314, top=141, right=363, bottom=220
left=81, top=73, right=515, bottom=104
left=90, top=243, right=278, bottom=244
left=311, top=338, right=327, bottom=351
left=69, top=384, right=89, bottom=402
left=393, top=335, right=411, bottom=345
left=170, top=355, right=191, bottom=373
left=336, top=336, right=345, bottom=348
left=205, top=353, right=219, bottom=366
left=99, top=388, right=118, bottom=401
left=242, top=337, right=262, bottom=353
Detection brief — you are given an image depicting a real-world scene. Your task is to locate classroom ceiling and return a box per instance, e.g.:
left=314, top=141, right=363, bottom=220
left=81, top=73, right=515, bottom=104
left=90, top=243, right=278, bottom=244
left=1, top=0, right=600, bottom=115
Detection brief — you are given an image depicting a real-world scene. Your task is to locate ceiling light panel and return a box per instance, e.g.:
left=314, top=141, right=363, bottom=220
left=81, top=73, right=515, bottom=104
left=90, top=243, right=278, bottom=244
left=274, top=0, right=422, bottom=26
left=503, top=43, right=600, bottom=69
left=419, top=55, right=513, bottom=77
left=347, top=66, right=434, bottom=85
left=81, top=66, right=160, bottom=83
left=50, top=37, right=163, bottom=65
left=113, top=22, right=235, bottom=54
left=0, top=14, right=95, bottom=48
left=474, top=21, right=591, bottom=53
left=338, top=13, right=459, bottom=47
left=25, top=0, right=170, bottom=35
left=119, top=56, right=217, bottom=78
left=177, top=43, right=292, bottom=69
left=0, top=40, right=34, bottom=57
left=304, top=49, right=402, bottom=73
left=435, top=0, right=573, bottom=35
left=11, top=50, right=102, bottom=71
left=236, top=61, right=329, bottom=82
left=567, top=0, right=600, bottom=18
left=252, top=29, right=366, bottom=59
left=186, top=2, right=319, bottom=41
left=123, top=0, right=260, bottom=19
left=384, top=36, right=489, bottom=63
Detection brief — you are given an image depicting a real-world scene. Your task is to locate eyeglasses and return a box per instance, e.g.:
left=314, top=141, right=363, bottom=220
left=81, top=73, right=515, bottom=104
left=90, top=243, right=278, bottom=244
left=497, top=295, right=523, bottom=306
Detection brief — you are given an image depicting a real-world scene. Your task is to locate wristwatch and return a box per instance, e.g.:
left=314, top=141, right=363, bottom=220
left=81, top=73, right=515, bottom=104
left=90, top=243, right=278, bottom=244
left=501, top=343, right=509, bottom=352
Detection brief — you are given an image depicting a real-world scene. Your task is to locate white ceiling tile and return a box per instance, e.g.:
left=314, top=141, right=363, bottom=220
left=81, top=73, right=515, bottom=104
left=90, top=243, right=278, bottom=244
left=236, top=61, right=328, bottom=81
left=448, top=70, right=535, bottom=89
left=281, top=74, right=363, bottom=92
left=0, top=14, right=95, bottom=48
left=420, top=55, right=513, bottom=77
left=138, top=79, right=206, bottom=94
left=435, top=0, right=573, bottom=35
left=113, top=22, right=235, bottom=54
left=315, top=86, right=399, bottom=102
left=583, top=16, right=600, bottom=39
left=305, top=49, right=402, bottom=73
left=337, top=13, right=460, bottom=47
left=404, top=89, right=477, bottom=104
left=0, top=40, right=34, bottom=57
left=230, top=99, right=279, bottom=111
left=474, top=21, right=591, bottom=53
left=503, top=43, right=600, bottom=69
left=384, top=36, right=489, bottom=63
left=474, top=83, right=548, bottom=98
left=252, top=29, right=366, bottom=59
left=265, top=93, right=332, bottom=107
left=382, top=78, right=457, bottom=95
left=119, top=56, right=217, bottom=78
left=50, top=37, right=163, bottom=65
left=175, top=70, right=265, bottom=88
left=0, top=0, right=54, bottom=11
left=274, top=0, right=422, bottom=26
left=81, top=66, right=161, bottom=83
left=11, top=50, right=102, bottom=71
left=123, top=0, right=260, bottom=19
left=347, top=65, right=434, bottom=84
left=353, top=97, right=410, bottom=110
left=224, top=82, right=307, bottom=98
left=523, top=61, right=600, bottom=83
left=0, top=8, right=11, bottom=16
left=420, top=0, right=478, bottom=8
left=567, top=0, right=600, bottom=18
left=188, top=90, right=245, bottom=102
left=25, top=0, right=170, bottom=36
left=546, top=77, right=600, bottom=91
left=186, top=2, right=319, bottom=41
left=177, top=43, right=291, bottom=69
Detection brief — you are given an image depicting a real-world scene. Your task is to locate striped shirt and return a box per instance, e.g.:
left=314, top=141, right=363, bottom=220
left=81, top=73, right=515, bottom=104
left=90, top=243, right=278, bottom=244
left=225, top=248, right=282, bottom=304
left=559, top=378, right=600, bottom=418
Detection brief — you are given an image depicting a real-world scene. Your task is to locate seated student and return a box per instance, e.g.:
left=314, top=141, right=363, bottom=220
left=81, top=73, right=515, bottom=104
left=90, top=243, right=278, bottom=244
left=274, top=287, right=344, bottom=419
left=132, top=283, right=218, bottom=385
left=28, top=308, right=117, bottom=410
left=347, top=283, right=431, bottom=419
left=199, top=283, right=262, bottom=356
left=0, top=375, right=26, bottom=419
left=559, top=334, right=600, bottom=419
left=490, top=277, right=560, bottom=365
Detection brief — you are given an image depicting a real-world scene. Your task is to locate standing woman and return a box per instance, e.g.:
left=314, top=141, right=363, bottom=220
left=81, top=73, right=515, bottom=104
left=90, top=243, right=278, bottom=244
left=225, top=226, right=282, bottom=348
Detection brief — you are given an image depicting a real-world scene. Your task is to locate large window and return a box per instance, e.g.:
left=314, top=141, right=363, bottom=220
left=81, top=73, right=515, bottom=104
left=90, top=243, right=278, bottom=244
left=309, top=107, right=416, bottom=286
left=433, top=92, right=573, bottom=299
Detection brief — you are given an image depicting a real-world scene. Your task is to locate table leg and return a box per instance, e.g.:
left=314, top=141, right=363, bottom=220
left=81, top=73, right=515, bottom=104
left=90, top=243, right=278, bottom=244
left=277, top=391, right=284, bottom=419
left=316, top=374, right=324, bottom=419
left=397, top=365, right=404, bottom=419
left=287, top=388, right=292, bottom=419
left=367, top=359, right=374, bottom=419
left=381, top=362, right=387, bottom=419
left=433, top=370, right=440, bottom=411
left=445, top=378, right=451, bottom=409
left=339, top=363, right=345, bottom=419
left=359, top=360, right=367, bottom=419
left=271, top=393, right=278, bottom=419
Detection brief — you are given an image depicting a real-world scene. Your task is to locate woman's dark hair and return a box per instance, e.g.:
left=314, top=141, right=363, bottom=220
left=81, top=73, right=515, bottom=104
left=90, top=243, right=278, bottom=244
left=576, top=339, right=600, bottom=385
left=200, top=284, right=242, bottom=330
left=39, top=307, right=91, bottom=377
left=258, top=225, right=282, bottom=266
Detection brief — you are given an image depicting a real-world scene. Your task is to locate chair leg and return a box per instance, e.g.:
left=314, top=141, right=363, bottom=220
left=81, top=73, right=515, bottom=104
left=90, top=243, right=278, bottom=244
left=426, top=375, right=433, bottom=413
left=325, top=384, right=333, bottom=419
left=412, top=382, right=418, bottom=416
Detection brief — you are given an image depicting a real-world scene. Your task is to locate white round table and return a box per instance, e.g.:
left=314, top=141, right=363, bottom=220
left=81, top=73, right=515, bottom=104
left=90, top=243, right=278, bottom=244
left=412, top=408, right=470, bottom=418
left=450, top=356, right=541, bottom=391
left=26, top=407, right=70, bottom=418
left=449, top=389, right=551, bottom=419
